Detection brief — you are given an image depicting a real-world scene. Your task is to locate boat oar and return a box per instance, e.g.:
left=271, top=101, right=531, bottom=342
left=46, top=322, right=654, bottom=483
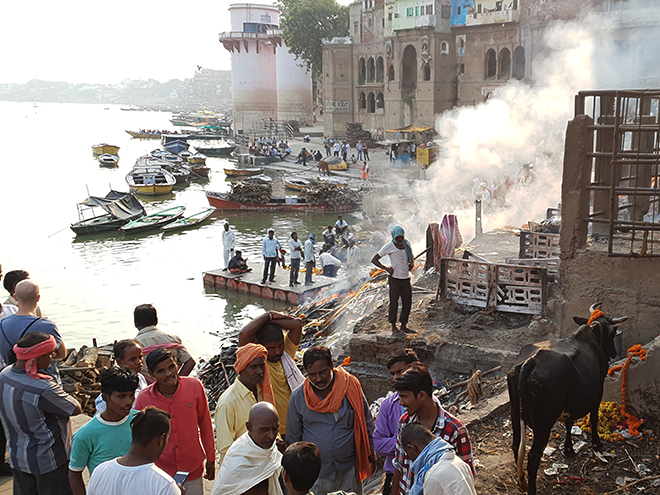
left=48, top=226, right=70, bottom=238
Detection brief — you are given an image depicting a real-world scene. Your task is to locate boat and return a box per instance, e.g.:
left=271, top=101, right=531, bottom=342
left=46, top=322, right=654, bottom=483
left=283, top=176, right=311, bottom=191
left=188, top=165, right=211, bottom=179
left=226, top=174, right=272, bottom=183
left=92, top=143, right=120, bottom=155
left=126, top=130, right=162, bottom=139
left=179, top=150, right=193, bottom=160
left=121, top=206, right=186, bottom=234
left=159, top=163, right=190, bottom=185
left=163, top=140, right=190, bottom=154
left=224, top=167, right=264, bottom=177
left=70, top=190, right=145, bottom=235
left=161, top=208, right=215, bottom=233
left=125, top=165, right=176, bottom=196
left=319, top=177, right=348, bottom=188
left=161, top=153, right=184, bottom=164
left=206, top=191, right=361, bottom=212
left=98, top=154, right=119, bottom=167
left=195, top=144, right=237, bottom=157
left=324, top=156, right=348, bottom=171
left=188, top=153, right=207, bottom=164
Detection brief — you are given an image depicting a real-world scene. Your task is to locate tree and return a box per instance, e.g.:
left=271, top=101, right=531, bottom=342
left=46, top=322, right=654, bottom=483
left=278, top=0, right=349, bottom=79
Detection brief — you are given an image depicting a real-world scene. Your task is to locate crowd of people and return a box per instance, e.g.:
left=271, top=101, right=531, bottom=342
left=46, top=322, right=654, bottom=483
left=248, top=137, right=292, bottom=162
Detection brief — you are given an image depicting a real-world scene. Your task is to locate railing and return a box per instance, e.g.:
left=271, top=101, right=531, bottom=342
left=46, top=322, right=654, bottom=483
left=465, top=9, right=519, bottom=26
left=392, top=14, right=436, bottom=31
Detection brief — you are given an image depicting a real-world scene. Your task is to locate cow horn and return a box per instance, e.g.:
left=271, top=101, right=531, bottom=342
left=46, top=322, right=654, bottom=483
left=611, top=316, right=629, bottom=325
left=589, top=302, right=603, bottom=313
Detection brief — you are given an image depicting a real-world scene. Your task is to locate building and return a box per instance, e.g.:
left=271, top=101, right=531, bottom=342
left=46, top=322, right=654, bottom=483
left=219, top=3, right=313, bottom=132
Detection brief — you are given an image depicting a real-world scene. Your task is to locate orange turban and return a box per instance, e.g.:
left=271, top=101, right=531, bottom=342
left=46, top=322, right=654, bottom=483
left=235, top=343, right=274, bottom=405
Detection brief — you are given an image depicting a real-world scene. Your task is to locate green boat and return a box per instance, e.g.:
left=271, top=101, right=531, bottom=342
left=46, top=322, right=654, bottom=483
left=161, top=208, right=215, bottom=233
left=120, top=206, right=186, bottom=234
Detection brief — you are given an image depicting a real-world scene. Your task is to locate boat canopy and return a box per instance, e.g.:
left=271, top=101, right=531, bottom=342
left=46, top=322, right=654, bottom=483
left=79, top=190, right=145, bottom=219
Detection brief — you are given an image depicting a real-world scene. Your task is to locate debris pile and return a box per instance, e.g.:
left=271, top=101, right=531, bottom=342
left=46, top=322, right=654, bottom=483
left=345, top=122, right=378, bottom=149
left=227, top=180, right=272, bottom=204
left=302, top=182, right=361, bottom=206
left=197, top=343, right=237, bottom=411
left=58, top=345, right=113, bottom=416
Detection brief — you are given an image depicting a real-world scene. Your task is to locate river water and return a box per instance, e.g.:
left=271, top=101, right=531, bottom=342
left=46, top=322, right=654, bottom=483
left=0, top=102, right=352, bottom=360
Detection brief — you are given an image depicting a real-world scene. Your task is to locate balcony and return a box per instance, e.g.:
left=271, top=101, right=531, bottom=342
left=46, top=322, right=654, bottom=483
left=392, top=14, right=436, bottom=31
left=464, top=9, right=519, bottom=26
left=219, top=29, right=284, bottom=40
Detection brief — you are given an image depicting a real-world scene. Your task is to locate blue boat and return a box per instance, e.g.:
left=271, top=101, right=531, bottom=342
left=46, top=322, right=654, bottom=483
left=163, top=140, right=190, bottom=154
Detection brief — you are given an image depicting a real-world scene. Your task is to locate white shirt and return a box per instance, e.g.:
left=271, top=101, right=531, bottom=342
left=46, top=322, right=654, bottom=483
left=0, top=303, right=18, bottom=320
left=222, top=229, right=235, bottom=250
left=289, top=239, right=303, bottom=259
left=319, top=253, right=342, bottom=268
left=333, top=142, right=341, bottom=152
left=87, top=459, right=180, bottom=495
left=95, top=372, right=148, bottom=413
left=378, top=241, right=410, bottom=279
left=423, top=451, right=477, bottom=495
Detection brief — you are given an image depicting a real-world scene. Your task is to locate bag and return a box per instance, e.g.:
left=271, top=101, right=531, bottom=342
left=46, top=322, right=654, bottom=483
left=1, top=317, right=40, bottom=366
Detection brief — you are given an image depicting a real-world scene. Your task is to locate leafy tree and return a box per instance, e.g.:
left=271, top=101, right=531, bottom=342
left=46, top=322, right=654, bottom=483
left=278, top=0, right=349, bottom=79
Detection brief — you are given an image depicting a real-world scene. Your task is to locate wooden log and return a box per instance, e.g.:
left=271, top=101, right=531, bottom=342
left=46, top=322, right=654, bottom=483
left=75, top=346, right=99, bottom=368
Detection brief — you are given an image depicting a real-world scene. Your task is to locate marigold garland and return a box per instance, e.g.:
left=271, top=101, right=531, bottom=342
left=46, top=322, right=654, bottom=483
left=575, top=401, right=625, bottom=443
left=607, top=344, right=648, bottom=437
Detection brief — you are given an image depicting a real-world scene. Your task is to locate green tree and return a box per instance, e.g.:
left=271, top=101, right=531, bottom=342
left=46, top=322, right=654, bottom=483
left=278, top=0, right=349, bottom=79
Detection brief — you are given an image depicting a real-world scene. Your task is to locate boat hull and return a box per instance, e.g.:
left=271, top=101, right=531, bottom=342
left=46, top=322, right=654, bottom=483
left=92, top=144, right=120, bottom=155
left=128, top=184, right=174, bottom=196
left=206, top=191, right=361, bottom=213
left=196, top=146, right=236, bottom=157
left=161, top=208, right=215, bottom=232
left=224, top=168, right=264, bottom=177
left=121, top=207, right=186, bottom=234
left=71, top=215, right=132, bottom=235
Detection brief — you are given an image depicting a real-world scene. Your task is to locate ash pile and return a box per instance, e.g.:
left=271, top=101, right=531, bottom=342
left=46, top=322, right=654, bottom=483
left=227, top=179, right=272, bottom=204
left=58, top=344, right=114, bottom=416
left=345, top=122, right=378, bottom=149
left=302, top=182, right=361, bottom=205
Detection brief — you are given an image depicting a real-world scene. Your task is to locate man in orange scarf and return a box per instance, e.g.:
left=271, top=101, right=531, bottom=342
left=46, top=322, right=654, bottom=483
left=286, top=346, right=376, bottom=495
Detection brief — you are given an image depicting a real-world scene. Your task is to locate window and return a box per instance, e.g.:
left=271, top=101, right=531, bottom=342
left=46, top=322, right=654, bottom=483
left=402, top=45, right=417, bottom=91
left=499, top=48, right=511, bottom=80
left=367, top=57, right=375, bottom=82
left=457, top=6, right=461, bottom=15
left=388, top=12, right=393, bottom=21
left=368, top=18, right=372, bottom=27
left=377, top=92, right=384, bottom=109
left=485, top=48, right=496, bottom=79
left=376, top=57, right=384, bottom=82
left=440, top=41, right=449, bottom=54
left=367, top=92, right=376, bottom=113
left=359, top=92, right=366, bottom=110
left=425, top=5, right=433, bottom=15
left=407, top=7, right=414, bottom=16
left=354, top=22, right=359, bottom=34
left=513, top=46, right=525, bottom=79
left=415, top=6, right=419, bottom=16
left=388, top=64, right=395, bottom=81
left=358, top=58, right=366, bottom=84
left=423, top=63, right=431, bottom=81
left=441, top=5, right=451, bottom=18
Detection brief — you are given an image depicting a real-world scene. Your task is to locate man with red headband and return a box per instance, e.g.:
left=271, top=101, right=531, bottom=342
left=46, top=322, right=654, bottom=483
left=0, top=332, right=82, bottom=494
left=215, top=343, right=274, bottom=464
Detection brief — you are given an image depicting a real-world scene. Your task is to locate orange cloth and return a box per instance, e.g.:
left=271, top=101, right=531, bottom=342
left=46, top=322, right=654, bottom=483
left=235, top=343, right=275, bottom=405
left=587, top=309, right=605, bottom=325
left=303, top=367, right=371, bottom=482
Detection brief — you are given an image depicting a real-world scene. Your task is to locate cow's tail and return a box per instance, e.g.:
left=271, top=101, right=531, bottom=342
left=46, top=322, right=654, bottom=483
left=508, top=366, right=528, bottom=491
left=517, top=418, right=527, bottom=491
left=516, top=360, right=536, bottom=492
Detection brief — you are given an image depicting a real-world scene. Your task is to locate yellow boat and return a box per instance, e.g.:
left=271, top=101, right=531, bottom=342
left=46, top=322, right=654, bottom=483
left=324, top=156, right=348, bottom=171
left=92, top=143, right=120, bottom=155
left=125, top=165, right=176, bottom=196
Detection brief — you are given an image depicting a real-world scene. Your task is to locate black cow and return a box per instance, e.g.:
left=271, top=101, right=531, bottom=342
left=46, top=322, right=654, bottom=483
left=507, top=303, right=628, bottom=494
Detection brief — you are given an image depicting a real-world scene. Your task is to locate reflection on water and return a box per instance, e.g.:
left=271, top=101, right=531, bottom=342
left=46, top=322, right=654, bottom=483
left=0, top=102, right=355, bottom=360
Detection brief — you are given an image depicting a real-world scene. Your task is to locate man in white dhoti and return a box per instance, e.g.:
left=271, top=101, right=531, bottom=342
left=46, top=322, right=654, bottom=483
left=222, top=223, right=236, bottom=270
left=211, top=402, right=283, bottom=495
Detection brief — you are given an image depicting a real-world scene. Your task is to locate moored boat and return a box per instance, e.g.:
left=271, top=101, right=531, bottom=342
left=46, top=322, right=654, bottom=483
left=188, top=153, right=207, bottom=164
left=98, top=154, right=119, bottom=167
left=163, top=140, right=190, bottom=154
left=121, top=206, right=186, bottom=234
left=283, top=176, right=311, bottom=191
left=224, top=167, right=264, bottom=177
left=189, top=166, right=211, bottom=179
left=205, top=191, right=361, bottom=213
left=126, top=130, right=162, bottom=139
left=92, top=143, right=120, bottom=155
left=125, top=165, right=176, bottom=196
left=195, top=145, right=236, bottom=157
left=161, top=208, right=215, bottom=232
left=71, top=190, right=145, bottom=235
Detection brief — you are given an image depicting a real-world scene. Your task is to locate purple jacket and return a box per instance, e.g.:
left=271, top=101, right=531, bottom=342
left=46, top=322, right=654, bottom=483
left=373, top=392, right=405, bottom=473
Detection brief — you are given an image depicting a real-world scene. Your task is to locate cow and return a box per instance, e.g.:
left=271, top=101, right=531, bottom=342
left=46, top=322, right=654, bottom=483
left=507, top=303, right=628, bottom=495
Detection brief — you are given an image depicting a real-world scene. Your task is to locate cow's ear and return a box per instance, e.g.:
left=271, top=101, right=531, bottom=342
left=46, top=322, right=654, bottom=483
left=573, top=317, right=589, bottom=325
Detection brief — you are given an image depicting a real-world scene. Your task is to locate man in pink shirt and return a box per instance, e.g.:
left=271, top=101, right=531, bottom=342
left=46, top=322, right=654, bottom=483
left=135, top=348, right=215, bottom=495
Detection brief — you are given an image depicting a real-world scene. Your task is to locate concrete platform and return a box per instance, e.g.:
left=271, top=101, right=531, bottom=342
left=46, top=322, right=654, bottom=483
left=203, top=264, right=339, bottom=304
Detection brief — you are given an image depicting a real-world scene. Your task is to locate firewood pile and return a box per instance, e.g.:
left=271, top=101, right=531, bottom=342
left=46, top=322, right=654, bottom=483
left=227, top=180, right=272, bottom=204
left=197, top=342, right=237, bottom=411
left=58, top=344, right=114, bottom=416
left=301, top=182, right=361, bottom=205
left=345, top=122, right=378, bottom=148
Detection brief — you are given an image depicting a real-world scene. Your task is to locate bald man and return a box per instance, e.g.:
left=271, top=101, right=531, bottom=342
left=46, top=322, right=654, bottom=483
left=211, top=403, right=284, bottom=495
left=0, top=280, right=65, bottom=379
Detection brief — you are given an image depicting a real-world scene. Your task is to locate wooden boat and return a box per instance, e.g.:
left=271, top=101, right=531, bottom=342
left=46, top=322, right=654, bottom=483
left=224, top=167, right=264, bottom=177
left=98, top=154, right=119, bottom=167
left=126, top=130, right=161, bottom=139
left=179, top=150, right=193, bottom=160
left=121, top=206, right=186, bottom=234
left=319, top=177, right=348, bottom=188
left=206, top=191, right=361, bottom=213
left=188, top=153, right=207, bottom=164
left=189, top=165, right=211, bottom=179
left=92, top=143, right=120, bottom=155
left=226, top=174, right=272, bottom=183
left=161, top=208, right=215, bottom=233
left=71, top=190, right=145, bottom=235
left=161, top=153, right=184, bottom=164
left=283, top=176, right=311, bottom=191
left=324, top=156, right=348, bottom=171
left=125, top=165, right=176, bottom=196
left=196, top=145, right=236, bottom=157
left=163, top=140, right=190, bottom=154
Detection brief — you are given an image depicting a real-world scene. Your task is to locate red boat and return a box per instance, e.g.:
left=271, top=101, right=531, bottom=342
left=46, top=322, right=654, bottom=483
left=205, top=191, right=361, bottom=212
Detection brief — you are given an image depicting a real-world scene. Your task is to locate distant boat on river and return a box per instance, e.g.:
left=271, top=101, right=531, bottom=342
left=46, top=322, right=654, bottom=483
left=92, top=143, right=120, bottom=155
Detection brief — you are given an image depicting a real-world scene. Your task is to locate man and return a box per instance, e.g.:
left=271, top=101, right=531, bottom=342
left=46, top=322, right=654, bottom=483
left=304, top=233, right=316, bottom=286
left=135, top=348, right=216, bottom=495
left=133, top=304, right=195, bottom=376
left=262, top=228, right=282, bottom=284
left=0, top=332, right=82, bottom=495
left=286, top=346, right=376, bottom=495
left=363, top=144, right=370, bottom=161
left=392, top=365, right=474, bottom=495
left=3, top=270, right=43, bottom=317
left=400, top=423, right=477, bottom=495
left=371, top=225, right=415, bottom=335
left=374, top=350, right=420, bottom=495
left=87, top=407, right=181, bottom=495
left=356, top=141, right=364, bottom=161
left=335, top=215, right=349, bottom=238
left=222, top=223, right=236, bottom=271
left=289, top=232, right=303, bottom=287
left=322, top=226, right=336, bottom=250
left=0, top=264, right=16, bottom=321
left=333, top=140, right=341, bottom=157
left=215, top=343, right=274, bottom=464
left=0, top=280, right=66, bottom=378
left=362, top=162, right=370, bottom=186
left=238, top=311, right=304, bottom=436
left=95, top=339, right=148, bottom=413
left=211, top=402, right=283, bottom=495
left=281, top=442, right=322, bottom=495
left=319, top=248, right=342, bottom=277
left=69, top=367, right=139, bottom=495
left=229, top=250, right=250, bottom=274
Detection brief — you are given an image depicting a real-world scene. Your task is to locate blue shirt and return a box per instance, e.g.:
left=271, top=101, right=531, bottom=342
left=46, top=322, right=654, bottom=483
left=304, top=239, right=315, bottom=263
left=262, top=236, right=282, bottom=258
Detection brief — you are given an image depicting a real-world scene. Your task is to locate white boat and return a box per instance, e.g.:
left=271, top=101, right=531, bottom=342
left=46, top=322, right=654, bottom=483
left=125, top=165, right=176, bottom=196
left=98, top=154, right=119, bottom=167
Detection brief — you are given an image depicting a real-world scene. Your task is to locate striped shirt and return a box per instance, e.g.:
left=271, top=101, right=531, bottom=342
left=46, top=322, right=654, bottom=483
left=0, top=366, right=79, bottom=475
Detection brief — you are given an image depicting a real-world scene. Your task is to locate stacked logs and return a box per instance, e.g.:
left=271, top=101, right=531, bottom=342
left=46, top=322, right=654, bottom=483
left=227, top=179, right=272, bottom=204
left=345, top=122, right=378, bottom=148
left=58, top=344, right=113, bottom=416
left=197, top=343, right=237, bottom=412
left=302, top=182, right=361, bottom=206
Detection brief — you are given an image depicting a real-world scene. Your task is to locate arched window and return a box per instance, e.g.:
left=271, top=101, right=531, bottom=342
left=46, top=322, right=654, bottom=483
left=359, top=92, right=366, bottom=110
left=499, top=48, right=511, bottom=80
left=422, top=63, right=431, bottom=81
left=358, top=58, right=366, bottom=83
left=485, top=48, right=496, bottom=79
left=376, top=57, right=384, bottom=82
left=402, top=45, right=417, bottom=91
left=440, top=41, right=449, bottom=55
left=376, top=92, right=384, bottom=109
left=367, top=57, right=375, bottom=82
left=388, top=64, right=395, bottom=81
left=367, top=92, right=376, bottom=113
left=513, top=46, right=525, bottom=80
